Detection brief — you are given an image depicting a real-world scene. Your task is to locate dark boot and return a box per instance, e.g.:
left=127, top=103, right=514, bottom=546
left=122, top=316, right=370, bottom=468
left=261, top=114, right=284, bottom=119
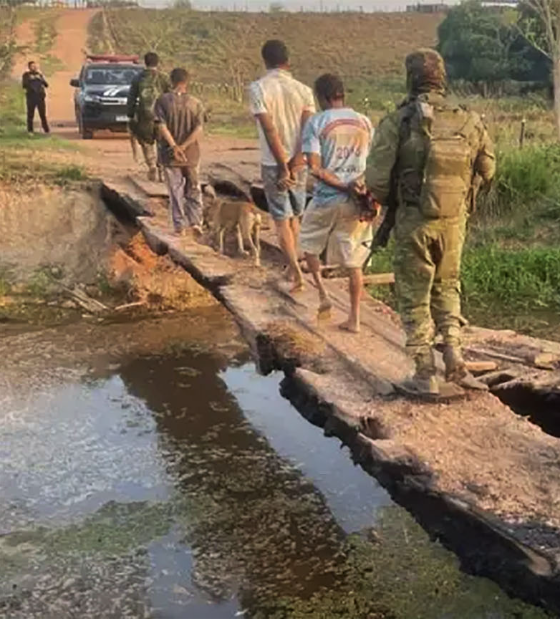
left=401, top=349, right=439, bottom=396
left=443, top=346, right=488, bottom=391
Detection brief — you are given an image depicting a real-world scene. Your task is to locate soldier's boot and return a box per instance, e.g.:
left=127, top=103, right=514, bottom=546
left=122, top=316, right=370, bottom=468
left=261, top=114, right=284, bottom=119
left=401, top=349, right=439, bottom=396
left=443, top=346, right=488, bottom=391
left=141, top=142, right=157, bottom=182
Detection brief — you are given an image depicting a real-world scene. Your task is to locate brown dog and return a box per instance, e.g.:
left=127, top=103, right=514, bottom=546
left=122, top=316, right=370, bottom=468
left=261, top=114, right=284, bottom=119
left=203, top=186, right=261, bottom=267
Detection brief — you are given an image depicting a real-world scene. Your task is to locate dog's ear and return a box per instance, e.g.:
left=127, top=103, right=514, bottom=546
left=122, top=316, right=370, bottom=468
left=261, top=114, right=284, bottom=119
left=202, top=184, right=217, bottom=201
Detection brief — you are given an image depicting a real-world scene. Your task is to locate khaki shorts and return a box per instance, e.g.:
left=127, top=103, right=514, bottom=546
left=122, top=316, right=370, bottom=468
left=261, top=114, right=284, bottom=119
left=300, top=199, right=372, bottom=269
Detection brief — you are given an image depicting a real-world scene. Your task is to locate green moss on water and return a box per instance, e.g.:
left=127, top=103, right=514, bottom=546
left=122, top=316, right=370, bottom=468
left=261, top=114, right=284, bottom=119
left=0, top=501, right=173, bottom=572
left=248, top=507, right=549, bottom=619
left=49, top=501, right=173, bottom=556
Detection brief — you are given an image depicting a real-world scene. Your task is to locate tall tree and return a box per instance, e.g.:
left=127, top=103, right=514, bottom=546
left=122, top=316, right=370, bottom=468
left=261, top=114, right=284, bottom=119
left=438, top=1, right=518, bottom=86
left=518, top=0, right=560, bottom=138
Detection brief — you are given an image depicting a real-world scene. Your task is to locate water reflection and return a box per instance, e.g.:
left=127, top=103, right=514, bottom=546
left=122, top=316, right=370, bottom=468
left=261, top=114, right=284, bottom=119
left=118, top=352, right=351, bottom=615
left=0, top=319, right=548, bottom=619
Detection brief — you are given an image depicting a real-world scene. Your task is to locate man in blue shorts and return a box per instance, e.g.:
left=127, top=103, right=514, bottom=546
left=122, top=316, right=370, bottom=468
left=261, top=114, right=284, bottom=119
left=249, top=40, right=315, bottom=291
left=301, top=73, right=374, bottom=333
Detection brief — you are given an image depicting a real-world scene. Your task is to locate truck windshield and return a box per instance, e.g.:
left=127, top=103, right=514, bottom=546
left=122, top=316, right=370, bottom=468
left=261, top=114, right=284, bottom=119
left=84, top=67, right=141, bottom=85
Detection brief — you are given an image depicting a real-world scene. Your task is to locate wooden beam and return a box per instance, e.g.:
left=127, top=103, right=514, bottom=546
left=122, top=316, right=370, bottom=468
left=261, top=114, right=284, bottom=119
left=363, top=273, right=395, bottom=286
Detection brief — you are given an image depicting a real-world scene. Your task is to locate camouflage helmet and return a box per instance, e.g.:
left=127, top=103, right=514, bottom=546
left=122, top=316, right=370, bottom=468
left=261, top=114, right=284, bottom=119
left=405, top=48, right=446, bottom=94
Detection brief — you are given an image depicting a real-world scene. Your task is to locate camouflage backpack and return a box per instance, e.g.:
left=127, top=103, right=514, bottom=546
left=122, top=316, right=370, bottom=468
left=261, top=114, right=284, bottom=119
left=137, top=70, right=168, bottom=122
left=398, top=94, right=478, bottom=219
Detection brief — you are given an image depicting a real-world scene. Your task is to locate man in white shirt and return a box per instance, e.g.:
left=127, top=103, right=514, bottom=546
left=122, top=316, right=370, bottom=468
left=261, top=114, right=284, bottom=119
left=248, top=40, right=315, bottom=292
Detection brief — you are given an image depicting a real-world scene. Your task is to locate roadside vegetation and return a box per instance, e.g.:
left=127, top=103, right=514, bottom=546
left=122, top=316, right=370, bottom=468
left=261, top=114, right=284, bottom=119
left=87, top=8, right=436, bottom=135
left=0, top=80, right=86, bottom=185
left=31, top=10, right=64, bottom=75
left=0, top=4, right=83, bottom=185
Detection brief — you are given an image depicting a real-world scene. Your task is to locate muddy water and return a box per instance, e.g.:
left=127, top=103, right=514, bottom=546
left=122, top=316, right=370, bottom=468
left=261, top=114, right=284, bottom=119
left=0, top=310, right=546, bottom=619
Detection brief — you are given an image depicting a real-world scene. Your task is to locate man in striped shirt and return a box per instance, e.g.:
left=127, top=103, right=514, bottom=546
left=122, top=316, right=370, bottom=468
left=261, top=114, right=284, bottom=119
left=300, top=73, right=374, bottom=333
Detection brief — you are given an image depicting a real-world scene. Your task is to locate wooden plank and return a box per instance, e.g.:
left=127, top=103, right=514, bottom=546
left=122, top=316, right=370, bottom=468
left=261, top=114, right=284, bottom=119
left=363, top=272, right=395, bottom=286
left=129, top=175, right=168, bottom=198
left=466, top=346, right=527, bottom=365
left=465, top=360, right=499, bottom=373
left=106, top=171, right=560, bottom=615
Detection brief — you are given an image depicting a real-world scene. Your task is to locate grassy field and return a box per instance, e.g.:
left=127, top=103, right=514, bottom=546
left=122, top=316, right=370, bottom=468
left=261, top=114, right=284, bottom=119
left=89, top=9, right=441, bottom=84
left=88, top=8, right=440, bottom=135
left=0, top=81, right=86, bottom=186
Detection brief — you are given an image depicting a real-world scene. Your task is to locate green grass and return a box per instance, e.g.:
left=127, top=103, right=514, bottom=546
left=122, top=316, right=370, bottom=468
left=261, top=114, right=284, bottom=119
left=365, top=244, right=396, bottom=306
left=88, top=8, right=437, bottom=137
left=0, top=81, right=87, bottom=186
left=462, top=143, right=560, bottom=327
left=462, top=246, right=560, bottom=310
left=33, top=12, right=57, bottom=55
left=0, top=265, right=15, bottom=297
left=480, top=144, right=560, bottom=218
left=32, top=11, right=65, bottom=76
left=0, top=76, right=24, bottom=127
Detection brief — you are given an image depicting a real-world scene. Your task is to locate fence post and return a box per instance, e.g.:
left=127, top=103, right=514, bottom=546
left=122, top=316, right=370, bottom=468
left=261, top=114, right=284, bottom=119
left=519, top=118, right=526, bottom=149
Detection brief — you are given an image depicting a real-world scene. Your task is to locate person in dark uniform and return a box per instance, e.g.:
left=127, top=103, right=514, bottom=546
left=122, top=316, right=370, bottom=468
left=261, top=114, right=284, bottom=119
left=22, top=60, right=50, bottom=135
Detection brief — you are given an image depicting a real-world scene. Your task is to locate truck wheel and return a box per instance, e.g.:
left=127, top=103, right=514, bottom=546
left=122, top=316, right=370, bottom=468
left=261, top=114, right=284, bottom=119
left=78, top=114, right=93, bottom=139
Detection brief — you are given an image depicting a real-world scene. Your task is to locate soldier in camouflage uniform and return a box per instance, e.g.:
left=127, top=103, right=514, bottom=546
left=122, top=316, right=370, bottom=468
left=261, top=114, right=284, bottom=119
left=127, top=52, right=171, bottom=181
left=365, top=49, right=496, bottom=395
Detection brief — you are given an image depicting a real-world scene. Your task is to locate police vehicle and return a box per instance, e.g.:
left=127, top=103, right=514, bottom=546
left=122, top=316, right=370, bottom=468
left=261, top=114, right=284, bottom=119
left=70, top=54, right=142, bottom=139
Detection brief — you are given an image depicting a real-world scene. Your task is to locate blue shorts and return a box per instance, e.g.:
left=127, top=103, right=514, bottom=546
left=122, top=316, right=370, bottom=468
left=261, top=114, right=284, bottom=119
left=261, top=165, right=307, bottom=221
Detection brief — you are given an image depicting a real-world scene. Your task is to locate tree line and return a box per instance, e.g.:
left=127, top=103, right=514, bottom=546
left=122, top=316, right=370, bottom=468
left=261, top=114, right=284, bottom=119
left=438, top=0, right=560, bottom=137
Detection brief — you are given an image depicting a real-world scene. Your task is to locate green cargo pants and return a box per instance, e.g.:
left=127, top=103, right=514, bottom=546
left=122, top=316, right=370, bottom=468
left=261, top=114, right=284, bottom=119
left=393, top=204, right=466, bottom=361
left=129, top=118, right=157, bottom=175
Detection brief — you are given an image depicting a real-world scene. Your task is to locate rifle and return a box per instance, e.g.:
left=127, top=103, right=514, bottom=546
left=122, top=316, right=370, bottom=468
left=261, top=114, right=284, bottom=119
left=362, top=167, right=398, bottom=270
left=468, top=173, right=482, bottom=215
left=361, top=102, right=415, bottom=271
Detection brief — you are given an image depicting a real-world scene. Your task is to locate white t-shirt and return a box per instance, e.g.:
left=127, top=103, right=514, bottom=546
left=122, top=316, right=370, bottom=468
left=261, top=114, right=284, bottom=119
left=303, top=107, right=373, bottom=206
left=248, top=69, right=315, bottom=167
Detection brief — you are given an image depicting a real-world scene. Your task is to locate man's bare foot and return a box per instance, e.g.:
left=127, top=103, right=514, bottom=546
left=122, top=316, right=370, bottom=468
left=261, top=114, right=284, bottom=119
left=317, top=297, right=332, bottom=320
left=339, top=320, right=360, bottom=334
left=289, top=279, right=305, bottom=294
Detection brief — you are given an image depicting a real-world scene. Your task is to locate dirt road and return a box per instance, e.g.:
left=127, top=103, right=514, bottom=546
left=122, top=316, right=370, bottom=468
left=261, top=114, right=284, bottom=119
left=13, top=9, right=97, bottom=125
left=48, top=9, right=97, bottom=124
left=12, top=9, right=259, bottom=180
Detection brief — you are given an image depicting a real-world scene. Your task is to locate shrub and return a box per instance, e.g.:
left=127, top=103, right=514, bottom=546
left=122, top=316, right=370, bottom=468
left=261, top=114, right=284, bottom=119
left=462, top=245, right=560, bottom=309
left=478, top=143, right=560, bottom=218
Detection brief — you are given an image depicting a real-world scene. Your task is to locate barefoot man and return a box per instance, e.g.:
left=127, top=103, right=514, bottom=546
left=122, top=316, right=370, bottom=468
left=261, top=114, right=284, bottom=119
left=154, top=68, right=204, bottom=236
left=248, top=40, right=315, bottom=291
left=300, top=74, right=373, bottom=333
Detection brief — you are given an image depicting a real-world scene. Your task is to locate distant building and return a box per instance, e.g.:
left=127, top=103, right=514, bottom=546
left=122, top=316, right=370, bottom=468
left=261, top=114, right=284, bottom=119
left=406, top=3, right=448, bottom=13
left=480, top=0, right=519, bottom=8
